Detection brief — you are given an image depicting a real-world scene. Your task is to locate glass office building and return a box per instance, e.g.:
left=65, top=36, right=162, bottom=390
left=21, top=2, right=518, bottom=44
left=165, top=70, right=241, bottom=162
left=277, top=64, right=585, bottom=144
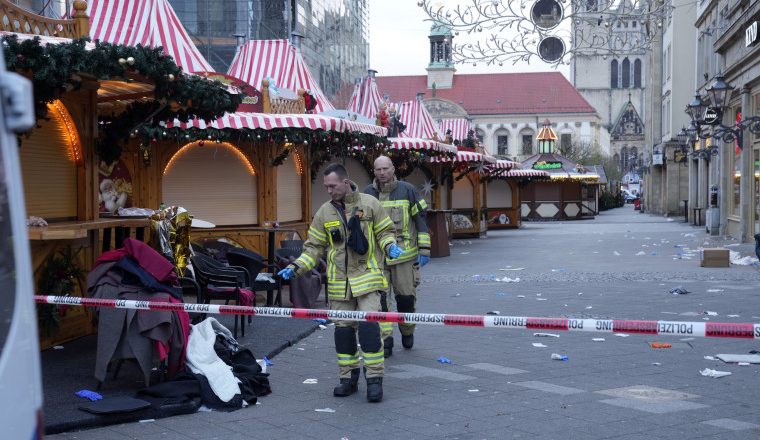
left=169, top=0, right=369, bottom=104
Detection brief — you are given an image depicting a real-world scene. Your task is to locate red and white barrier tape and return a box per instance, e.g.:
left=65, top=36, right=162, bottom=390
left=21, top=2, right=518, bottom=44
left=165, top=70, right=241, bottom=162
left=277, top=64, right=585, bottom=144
left=35, top=295, right=760, bottom=339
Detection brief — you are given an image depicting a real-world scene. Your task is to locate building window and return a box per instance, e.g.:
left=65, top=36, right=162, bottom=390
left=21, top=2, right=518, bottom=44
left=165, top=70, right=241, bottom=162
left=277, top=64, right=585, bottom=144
left=522, top=134, right=533, bottom=155
left=622, top=58, right=631, bottom=88
left=497, top=135, right=509, bottom=156
left=475, top=129, right=485, bottom=145
left=611, top=60, right=619, bottom=89
left=634, top=59, right=642, bottom=87
left=586, top=0, right=597, bottom=11
left=560, top=133, right=572, bottom=153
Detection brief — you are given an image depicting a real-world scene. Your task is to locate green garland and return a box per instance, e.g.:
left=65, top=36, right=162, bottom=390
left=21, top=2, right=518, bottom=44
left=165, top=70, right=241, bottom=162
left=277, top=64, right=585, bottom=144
left=36, top=247, right=84, bottom=338
left=2, top=35, right=242, bottom=164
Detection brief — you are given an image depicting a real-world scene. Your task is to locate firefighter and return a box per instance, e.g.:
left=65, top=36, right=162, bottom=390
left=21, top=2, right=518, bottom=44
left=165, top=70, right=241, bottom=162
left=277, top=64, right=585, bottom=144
left=278, top=163, right=403, bottom=403
left=364, top=155, right=431, bottom=358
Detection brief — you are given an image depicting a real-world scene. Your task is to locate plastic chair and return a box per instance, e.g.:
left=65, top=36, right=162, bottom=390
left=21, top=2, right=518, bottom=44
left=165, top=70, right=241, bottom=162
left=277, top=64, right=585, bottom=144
left=227, top=249, right=282, bottom=307
left=190, top=256, right=251, bottom=338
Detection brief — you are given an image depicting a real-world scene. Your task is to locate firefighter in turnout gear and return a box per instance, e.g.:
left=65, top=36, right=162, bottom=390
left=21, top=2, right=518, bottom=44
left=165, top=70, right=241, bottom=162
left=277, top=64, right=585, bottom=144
left=278, top=163, right=403, bottom=403
left=364, top=155, right=431, bottom=358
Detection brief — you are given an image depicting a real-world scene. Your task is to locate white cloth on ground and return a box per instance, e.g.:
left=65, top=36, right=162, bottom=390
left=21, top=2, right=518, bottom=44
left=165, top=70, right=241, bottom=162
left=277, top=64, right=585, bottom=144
left=185, top=317, right=240, bottom=402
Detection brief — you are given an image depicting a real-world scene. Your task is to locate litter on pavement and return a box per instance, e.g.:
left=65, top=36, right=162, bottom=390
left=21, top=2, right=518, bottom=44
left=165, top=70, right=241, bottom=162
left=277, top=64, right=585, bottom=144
left=437, top=357, right=452, bottom=364
left=532, top=343, right=548, bottom=348
left=75, top=390, right=103, bottom=401
left=468, top=389, right=479, bottom=392
left=669, top=286, right=690, bottom=295
left=551, top=353, right=568, bottom=361
left=715, top=354, right=760, bottom=364
left=315, top=408, right=336, bottom=413
left=614, top=251, right=621, bottom=256
left=700, top=368, right=732, bottom=378
left=486, top=311, right=500, bottom=315
left=704, top=356, right=716, bottom=361
left=704, top=311, right=718, bottom=316
left=729, top=251, right=759, bottom=266
left=303, top=379, right=318, bottom=384
left=706, top=289, right=725, bottom=293
left=500, top=267, right=525, bottom=271
left=649, top=342, right=672, bottom=349
left=592, top=338, right=605, bottom=342
left=534, top=333, right=560, bottom=338
left=614, top=333, right=630, bottom=337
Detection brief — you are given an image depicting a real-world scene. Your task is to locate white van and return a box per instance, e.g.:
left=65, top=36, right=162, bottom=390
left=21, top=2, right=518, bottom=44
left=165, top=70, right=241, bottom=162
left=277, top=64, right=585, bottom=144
left=0, top=45, right=44, bottom=438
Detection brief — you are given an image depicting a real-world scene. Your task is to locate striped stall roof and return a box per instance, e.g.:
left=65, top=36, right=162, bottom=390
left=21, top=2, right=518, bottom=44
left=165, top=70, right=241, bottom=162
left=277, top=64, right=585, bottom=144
left=87, top=0, right=212, bottom=73
left=490, top=159, right=519, bottom=170
left=227, top=39, right=334, bottom=113
left=432, top=150, right=497, bottom=164
left=438, top=118, right=472, bottom=142
left=395, top=99, right=444, bottom=140
left=348, top=75, right=385, bottom=120
left=347, top=81, right=361, bottom=114
left=504, top=169, right=550, bottom=177
left=388, top=138, right=458, bottom=154
left=164, top=112, right=386, bottom=136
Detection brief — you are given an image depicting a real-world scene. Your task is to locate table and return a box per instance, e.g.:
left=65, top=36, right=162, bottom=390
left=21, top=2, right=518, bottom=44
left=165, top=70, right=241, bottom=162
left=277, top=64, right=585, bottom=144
left=247, top=227, right=298, bottom=265
left=28, top=217, right=150, bottom=251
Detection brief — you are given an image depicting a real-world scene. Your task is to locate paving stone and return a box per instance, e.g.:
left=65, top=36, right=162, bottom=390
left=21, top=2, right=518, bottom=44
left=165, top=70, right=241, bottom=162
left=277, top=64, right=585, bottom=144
left=701, top=418, right=760, bottom=431
left=512, top=380, right=586, bottom=395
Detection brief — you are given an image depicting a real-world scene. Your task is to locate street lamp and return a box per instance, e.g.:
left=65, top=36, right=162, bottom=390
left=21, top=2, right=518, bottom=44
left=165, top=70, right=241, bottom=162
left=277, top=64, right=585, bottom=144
left=705, top=73, right=735, bottom=111
left=676, top=127, right=689, bottom=145
left=685, top=92, right=708, bottom=124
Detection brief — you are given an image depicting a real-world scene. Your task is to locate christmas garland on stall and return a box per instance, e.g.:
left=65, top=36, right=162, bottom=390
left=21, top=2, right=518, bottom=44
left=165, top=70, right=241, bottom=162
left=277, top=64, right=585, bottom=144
left=36, top=247, right=84, bottom=338
left=2, top=35, right=242, bottom=164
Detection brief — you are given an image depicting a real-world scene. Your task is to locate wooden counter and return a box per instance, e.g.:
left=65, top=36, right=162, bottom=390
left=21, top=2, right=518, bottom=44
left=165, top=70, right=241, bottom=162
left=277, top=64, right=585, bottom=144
left=27, top=217, right=150, bottom=241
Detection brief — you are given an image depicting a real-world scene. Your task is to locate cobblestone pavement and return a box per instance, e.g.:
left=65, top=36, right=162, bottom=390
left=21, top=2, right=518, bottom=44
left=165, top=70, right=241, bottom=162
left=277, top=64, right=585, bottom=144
left=50, top=206, right=760, bottom=440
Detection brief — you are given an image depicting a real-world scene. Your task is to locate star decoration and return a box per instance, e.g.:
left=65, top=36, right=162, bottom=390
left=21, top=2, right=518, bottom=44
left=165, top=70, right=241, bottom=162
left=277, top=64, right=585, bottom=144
left=475, top=161, right=488, bottom=175
left=421, top=179, right=435, bottom=197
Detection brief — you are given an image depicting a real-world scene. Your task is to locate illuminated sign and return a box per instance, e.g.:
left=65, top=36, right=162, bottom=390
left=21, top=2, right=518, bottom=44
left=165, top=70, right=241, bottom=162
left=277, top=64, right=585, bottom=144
left=532, top=161, right=563, bottom=170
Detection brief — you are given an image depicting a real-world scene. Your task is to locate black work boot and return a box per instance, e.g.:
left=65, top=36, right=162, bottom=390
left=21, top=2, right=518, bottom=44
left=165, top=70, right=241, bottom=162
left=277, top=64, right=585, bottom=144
left=383, top=337, right=394, bottom=358
left=333, top=369, right=360, bottom=397
left=401, top=333, right=414, bottom=349
left=366, top=377, right=383, bottom=402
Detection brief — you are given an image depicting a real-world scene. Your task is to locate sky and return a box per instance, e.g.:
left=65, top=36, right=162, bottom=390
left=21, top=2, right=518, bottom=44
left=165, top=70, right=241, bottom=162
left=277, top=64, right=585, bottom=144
left=368, top=0, right=571, bottom=78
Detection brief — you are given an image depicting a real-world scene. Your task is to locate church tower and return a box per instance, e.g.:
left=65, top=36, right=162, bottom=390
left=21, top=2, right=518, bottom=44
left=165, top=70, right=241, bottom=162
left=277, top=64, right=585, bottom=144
left=570, top=0, right=647, bottom=144
left=426, top=23, right=456, bottom=89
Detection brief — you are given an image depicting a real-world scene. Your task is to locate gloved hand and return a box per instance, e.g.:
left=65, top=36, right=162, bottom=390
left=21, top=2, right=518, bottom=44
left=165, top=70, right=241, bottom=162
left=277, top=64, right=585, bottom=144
left=277, top=267, right=295, bottom=280
left=388, top=243, right=405, bottom=259
left=418, top=255, right=430, bottom=267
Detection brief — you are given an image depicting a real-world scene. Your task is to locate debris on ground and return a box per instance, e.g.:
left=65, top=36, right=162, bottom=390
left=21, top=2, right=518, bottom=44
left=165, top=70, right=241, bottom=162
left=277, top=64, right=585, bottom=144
left=312, top=318, right=328, bottom=324
left=517, top=295, right=526, bottom=298
left=486, top=311, right=500, bottom=315
left=707, top=289, right=725, bottom=293
left=636, top=251, right=646, bottom=256
left=614, top=333, right=630, bottom=337
left=498, top=277, right=521, bottom=283
left=468, top=389, right=479, bottom=392
left=652, top=362, right=662, bottom=366
left=532, top=343, right=548, bottom=348
left=703, top=311, right=718, bottom=316
left=551, top=353, right=568, bottom=361
left=303, top=378, right=318, bottom=384
left=592, top=338, right=605, bottom=342
left=613, top=251, right=621, bottom=256
left=75, top=390, right=103, bottom=401
left=715, top=354, right=760, bottom=364
left=669, top=286, right=690, bottom=295
left=704, top=356, right=716, bottom=361
left=315, top=408, right=336, bottom=413
left=500, top=267, right=525, bottom=271
left=700, top=368, right=731, bottom=378
left=437, top=357, right=452, bottom=364
left=730, top=251, right=759, bottom=266
left=649, top=342, right=672, bottom=349
left=533, top=333, right=560, bottom=338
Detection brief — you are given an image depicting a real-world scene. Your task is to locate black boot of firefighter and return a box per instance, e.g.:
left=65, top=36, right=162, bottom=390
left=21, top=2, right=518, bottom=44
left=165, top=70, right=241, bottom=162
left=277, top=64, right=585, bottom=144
left=333, top=368, right=360, bottom=397
left=366, top=377, right=383, bottom=402
left=383, top=336, right=394, bottom=358
left=401, top=333, right=414, bottom=349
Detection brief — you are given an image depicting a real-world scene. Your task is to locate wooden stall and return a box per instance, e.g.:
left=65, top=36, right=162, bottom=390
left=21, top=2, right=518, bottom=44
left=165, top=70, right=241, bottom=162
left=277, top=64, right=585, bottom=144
left=484, top=160, right=521, bottom=229
left=434, top=150, right=495, bottom=237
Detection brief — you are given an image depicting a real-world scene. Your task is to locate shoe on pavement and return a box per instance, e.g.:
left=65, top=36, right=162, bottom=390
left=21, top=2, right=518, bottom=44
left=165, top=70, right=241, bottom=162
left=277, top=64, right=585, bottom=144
left=401, top=333, right=414, bottom=349
left=366, top=377, right=383, bottom=402
left=333, top=369, right=359, bottom=397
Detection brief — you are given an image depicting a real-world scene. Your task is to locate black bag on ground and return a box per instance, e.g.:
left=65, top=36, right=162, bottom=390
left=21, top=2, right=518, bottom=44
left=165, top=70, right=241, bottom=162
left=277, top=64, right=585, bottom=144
left=346, top=211, right=368, bottom=255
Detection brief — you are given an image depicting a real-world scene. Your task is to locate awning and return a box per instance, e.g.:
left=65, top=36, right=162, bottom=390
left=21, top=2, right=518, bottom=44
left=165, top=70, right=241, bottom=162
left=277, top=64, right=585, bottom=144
left=388, top=138, right=458, bottom=154
left=87, top=0, right=213, bottom=73
left=504, top=169, right=549, bottom=177
left=348, top=74, right=385, bottom=120
left=165, top=112, right=387, bottom=136
left=395, top=99, right=444, bottom=140
left=227, top=39, right=334, bottom=113
left=439, top=118, right=471, bottom=142
left=490, top=159, right=519, bottom=170
left=432, top=150, right=497, bottom=164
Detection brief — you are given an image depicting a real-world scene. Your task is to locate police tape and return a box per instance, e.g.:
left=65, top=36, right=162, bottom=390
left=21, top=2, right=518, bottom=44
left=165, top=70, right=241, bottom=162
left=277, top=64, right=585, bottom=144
left=34, top=295, right=760, bottom=339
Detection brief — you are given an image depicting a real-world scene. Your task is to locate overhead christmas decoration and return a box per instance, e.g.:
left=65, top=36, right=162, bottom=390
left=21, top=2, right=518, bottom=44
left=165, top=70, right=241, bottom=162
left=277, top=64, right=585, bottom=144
left=418, top=0, right=672, bottom=66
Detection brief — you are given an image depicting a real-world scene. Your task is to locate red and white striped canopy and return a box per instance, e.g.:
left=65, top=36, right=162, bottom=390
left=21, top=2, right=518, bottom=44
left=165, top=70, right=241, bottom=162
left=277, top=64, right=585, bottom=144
left=438, top=118, right=472, bottom=142
left=490, top=159, right=520, bottom=170
left=347, top=81, right=360, bottom=114
left=228, top=39, right=334, bottom=113
left=164, top=112, right=386, bottom=136
left=388, top=138, right=458, bottom=154
left=348, top=75, right=385, bottom=120
left=432, top=151, right=497, bottom=164
left=87, top=0, right=213, bottom=73
left=395, top=99, right=444, bottom=140
left=503, top=169, right=549, bottom=177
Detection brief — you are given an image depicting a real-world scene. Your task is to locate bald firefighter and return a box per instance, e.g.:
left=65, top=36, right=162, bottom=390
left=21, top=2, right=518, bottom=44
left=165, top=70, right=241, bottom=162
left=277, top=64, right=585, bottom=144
left=278, top=163, right=403, bottom=402
left=364, top=155, right=431, bottom=357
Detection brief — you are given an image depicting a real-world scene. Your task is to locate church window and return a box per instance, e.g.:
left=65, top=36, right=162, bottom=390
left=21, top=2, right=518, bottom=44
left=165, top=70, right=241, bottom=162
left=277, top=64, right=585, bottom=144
left=621, top=146, right=629, bottom=170
left=622, top=58, right=631, bottom=88
left=611, top=60, right=619, bottom=89
left=634, top=59, right=642, bottom=87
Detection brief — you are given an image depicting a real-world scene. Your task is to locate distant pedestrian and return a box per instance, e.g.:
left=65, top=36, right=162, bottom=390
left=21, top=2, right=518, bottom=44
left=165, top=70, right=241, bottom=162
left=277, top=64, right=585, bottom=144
left=278, top=163, right=403, bottom=402
left=364, top=155, right=431, bottom=357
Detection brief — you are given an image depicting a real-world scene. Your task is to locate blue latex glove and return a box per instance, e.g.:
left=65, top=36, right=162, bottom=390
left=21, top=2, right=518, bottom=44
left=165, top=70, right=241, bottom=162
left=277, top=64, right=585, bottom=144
left=418, top=255, right=430, bottom=267
left=277, top=267, right=295, bottom=280
left=75, top=390, right=103, bottom=401
left=388, top=243, right=404, bottom=259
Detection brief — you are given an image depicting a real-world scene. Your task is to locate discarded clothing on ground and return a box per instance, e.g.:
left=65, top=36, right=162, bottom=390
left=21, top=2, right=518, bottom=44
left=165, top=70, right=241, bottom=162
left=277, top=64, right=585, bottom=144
left=88, top=238, right=189, bottom=386
left=185, top=317, right=270, bottom=409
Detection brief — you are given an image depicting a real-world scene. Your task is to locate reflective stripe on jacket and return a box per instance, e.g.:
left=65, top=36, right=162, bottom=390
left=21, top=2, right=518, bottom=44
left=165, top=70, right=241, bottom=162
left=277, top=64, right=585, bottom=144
left=364, top=177, right=430, bottom=265
left=290, top=182, right=396, bottom=300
